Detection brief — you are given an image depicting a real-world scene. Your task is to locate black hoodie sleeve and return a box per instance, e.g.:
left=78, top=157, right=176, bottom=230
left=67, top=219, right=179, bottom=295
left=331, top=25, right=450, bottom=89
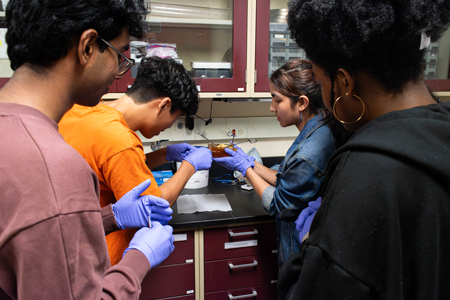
left=278, top=245, right=372, bottom=300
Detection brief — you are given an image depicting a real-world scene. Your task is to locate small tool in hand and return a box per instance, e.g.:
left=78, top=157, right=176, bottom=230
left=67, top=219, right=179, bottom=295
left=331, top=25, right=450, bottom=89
left=234, top=138, right=257, bottom=145
left=195, top=130, right=211, bottom=142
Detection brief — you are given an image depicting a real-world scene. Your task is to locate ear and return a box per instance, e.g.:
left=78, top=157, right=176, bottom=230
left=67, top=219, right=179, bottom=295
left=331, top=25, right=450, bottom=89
left=77, top=29, right=99, bottom=66
left=334, top=68, right=356, bottom=97
left=298, top=95, right=310, bottom=112
left=157, top=97, right=172, bottom=115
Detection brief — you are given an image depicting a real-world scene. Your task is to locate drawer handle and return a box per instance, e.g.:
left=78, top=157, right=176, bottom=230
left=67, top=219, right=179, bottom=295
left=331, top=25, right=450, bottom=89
left=173, top=233, right=187, bottom=242
left=228, top=229, right=258, bottom=237
left=228, top=260, right=258, bottom=270
left=228, top=290, right=257, bottom=299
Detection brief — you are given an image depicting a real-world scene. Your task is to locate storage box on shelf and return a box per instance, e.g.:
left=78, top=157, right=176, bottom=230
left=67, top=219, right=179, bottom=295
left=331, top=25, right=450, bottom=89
left=423, top=41, right=440, bottom=80
left=139, top=231, right=195, bottom=300
left=203, top=222, right=278, bottom=299
left=268, top=22, right=306, bottom=77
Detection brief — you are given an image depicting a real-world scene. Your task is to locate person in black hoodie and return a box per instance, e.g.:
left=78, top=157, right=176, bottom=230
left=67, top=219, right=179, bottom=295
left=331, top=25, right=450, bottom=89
left=278, top=1, right=450, bottom=299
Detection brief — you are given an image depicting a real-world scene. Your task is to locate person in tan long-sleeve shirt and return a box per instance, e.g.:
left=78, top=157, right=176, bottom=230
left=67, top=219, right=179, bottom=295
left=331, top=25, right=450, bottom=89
left=0, top=0, right=174, bottom=299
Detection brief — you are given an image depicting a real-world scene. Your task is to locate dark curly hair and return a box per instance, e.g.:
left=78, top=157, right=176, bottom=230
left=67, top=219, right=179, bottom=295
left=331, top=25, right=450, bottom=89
left=287, top=0, right=450, bottom=101
left=127, top=56, right=199, bottom=116
left=270, top=59, right=325, bottom=116
left=6, top=0, right=148, bottom=71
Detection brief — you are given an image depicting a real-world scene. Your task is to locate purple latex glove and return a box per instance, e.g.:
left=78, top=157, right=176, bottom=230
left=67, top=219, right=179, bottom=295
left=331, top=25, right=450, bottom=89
left=213, top=146, right=255, bottom=177
left=295, top=197, right=322, bottom=243
left=112, top=179, right=173, bottom=229
left=184, top=147, right=213, bottom=171
left=166, top=143, right=196, bottom=162
left=123, top=222, right=175, bottom=269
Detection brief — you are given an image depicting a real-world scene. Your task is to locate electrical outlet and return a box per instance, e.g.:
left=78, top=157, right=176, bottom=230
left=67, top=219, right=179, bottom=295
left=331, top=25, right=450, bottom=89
left=226, top=118, right=248, bottom=139
left=172, top=120, right=195, bottom=141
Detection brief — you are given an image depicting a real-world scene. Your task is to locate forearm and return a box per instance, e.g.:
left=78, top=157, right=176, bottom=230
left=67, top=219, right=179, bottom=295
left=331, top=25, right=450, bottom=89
left=145, top=148, right=168, bottom=170
left=159, top=161, right=196, bottom=206
left=253, top=161, right=277, bottom=185
left=246, top=167, right=271, bottom=199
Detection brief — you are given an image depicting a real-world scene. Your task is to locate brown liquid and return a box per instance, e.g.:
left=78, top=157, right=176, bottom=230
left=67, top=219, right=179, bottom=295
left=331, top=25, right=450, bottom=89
left=208, top=144, right=236, bottom=158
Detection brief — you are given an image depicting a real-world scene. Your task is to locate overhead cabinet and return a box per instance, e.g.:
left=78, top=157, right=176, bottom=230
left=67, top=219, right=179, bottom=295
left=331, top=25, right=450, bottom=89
left=0, top=3, right=449, bottom=99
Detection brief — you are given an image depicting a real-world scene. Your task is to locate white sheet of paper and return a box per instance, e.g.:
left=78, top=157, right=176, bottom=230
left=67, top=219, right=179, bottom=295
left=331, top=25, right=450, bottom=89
left=177, top=194, right=232, bottom=214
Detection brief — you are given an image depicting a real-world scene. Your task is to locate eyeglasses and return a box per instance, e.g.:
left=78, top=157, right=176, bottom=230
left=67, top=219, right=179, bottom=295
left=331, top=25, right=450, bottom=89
left=98, top=37, right=135, bottom=76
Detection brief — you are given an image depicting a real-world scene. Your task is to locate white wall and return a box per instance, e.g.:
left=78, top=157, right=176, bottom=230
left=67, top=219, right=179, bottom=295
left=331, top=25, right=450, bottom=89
left=141, top=98, right=297, bottom=157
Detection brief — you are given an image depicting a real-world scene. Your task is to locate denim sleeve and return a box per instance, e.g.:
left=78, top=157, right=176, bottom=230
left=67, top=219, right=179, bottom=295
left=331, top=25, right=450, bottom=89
left=268, top=156, right=322, bottom=219
left=262, top=185, right=276, bottom=212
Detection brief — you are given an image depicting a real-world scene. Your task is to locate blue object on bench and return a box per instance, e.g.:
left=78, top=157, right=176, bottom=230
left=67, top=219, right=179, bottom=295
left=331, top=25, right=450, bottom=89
left=152, top=170, right=174, bottom=186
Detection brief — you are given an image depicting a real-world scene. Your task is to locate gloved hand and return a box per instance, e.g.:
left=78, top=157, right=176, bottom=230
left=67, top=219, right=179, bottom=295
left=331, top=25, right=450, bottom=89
left=184, top=147, right=213, bottom=172
left=213, top=146, right=255, bottom=177
left=123, top=223, right=175, bottom=269
left=112, top=179, right=173, bottom=229
left=166, top=143, right=196, bottom=162
left=295, top=197, right=322, bottom=243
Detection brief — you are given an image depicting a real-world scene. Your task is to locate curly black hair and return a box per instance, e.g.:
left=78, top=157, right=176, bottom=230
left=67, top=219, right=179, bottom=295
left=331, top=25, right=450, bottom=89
left=6, top=0, right=149, bottom=71
left=127, top=56, right=199, bottom=116
left=287, top=0, right=450, bottom=97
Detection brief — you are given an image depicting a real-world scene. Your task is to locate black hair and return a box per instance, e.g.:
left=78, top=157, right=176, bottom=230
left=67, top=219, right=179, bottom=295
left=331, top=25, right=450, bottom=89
left=127, top=56, right=199, bottom=116
left=287, top=0, right=450, bottom=100
left=270, top=58, right=352, bottom=148
left=6, top=0, right=149, bottom=71
left=270, top=59, right=324, bottom=116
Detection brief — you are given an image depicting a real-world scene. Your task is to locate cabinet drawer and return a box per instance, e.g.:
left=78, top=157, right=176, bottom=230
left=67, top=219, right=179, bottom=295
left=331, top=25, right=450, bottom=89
left=160, top=231, right=194, bottom=267
left=139, top=264, right=195, bottom=300
left=204, top=254, right=278, bottom=293
left=204, top=223, right=277, bottom=261
left=205, top=284, right=277, bottom=300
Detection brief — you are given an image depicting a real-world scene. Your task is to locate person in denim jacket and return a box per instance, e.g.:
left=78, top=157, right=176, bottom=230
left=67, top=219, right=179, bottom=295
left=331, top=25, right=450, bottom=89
left=214, top=59, right=336, bottom=267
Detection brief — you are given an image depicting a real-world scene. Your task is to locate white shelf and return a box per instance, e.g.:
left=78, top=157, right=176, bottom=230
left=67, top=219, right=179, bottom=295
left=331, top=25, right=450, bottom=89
left=0, top=12, right=4, bottom=17
left=146, top=17, right=232, bottom=26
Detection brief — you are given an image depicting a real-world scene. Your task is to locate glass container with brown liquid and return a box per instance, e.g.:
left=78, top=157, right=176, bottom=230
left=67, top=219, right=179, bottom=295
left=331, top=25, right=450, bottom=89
left=208, top=143, right=237, bottom=158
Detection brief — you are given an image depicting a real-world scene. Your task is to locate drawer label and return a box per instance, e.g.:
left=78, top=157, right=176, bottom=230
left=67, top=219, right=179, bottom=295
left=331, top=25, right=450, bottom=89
left=224, top=239, right=258, bottom=249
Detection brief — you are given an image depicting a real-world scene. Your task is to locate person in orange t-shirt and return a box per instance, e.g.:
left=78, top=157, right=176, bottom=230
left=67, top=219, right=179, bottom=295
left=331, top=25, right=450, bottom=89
left=59, top=57, right=212, bottom=265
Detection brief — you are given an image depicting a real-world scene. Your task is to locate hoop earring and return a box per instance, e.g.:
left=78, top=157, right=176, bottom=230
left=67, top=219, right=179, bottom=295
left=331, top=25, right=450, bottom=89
left=299, top=111, right=303, bottom=123
left=333, top=92, right=365, bottom=124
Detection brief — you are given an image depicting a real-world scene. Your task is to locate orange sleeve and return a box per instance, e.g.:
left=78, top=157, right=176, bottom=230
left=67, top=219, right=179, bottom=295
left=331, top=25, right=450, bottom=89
left=101, top=146, right=162, bottom=199
left=101, top=145, right=162, bottom=266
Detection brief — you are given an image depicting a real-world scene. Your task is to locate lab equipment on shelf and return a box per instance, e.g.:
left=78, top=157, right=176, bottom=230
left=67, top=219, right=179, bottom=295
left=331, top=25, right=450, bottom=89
left=268, top=20, right=307, bottom=76
left=150, top=2, right=230, bottom=20
left=146, top=43, right=179, bottom=60
left=191, top=61, right=232, bottom=78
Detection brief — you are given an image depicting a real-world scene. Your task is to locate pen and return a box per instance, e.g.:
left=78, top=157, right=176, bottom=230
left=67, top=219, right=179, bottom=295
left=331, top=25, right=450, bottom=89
left=148, top=215, right=152, bottom=228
